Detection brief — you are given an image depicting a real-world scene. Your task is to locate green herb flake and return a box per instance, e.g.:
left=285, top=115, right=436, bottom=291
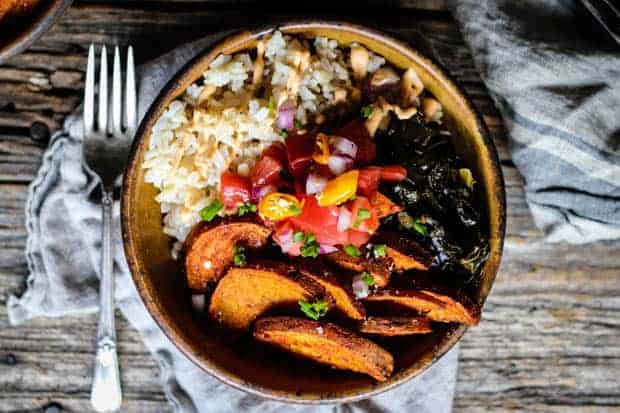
left=199, top=200, right=223, bottom=222
left=268, top=95, right=275, bottom=115
left=373, top=244, right=387, bottom=258
left=300, top=234, right=319, bottom=258
left=344, top=244, right=361, bottom=257
left=293, top=231, right=305, bottom=243
left=360, top=271, right=375, bottom=286
left=279, top=129, right=288, bottom=138
left=353, top=208, right=371, bottom=228
left=288, top=203, right=301, bottom=216
left=361, top=105, right=373, bottom=119
left=298, top=299, right=329, bottom=320
left=237, top=201, right=257, bottom=217
left=294, top=119, right=303, bottom=129
left=413, top=219, right=429, bottom=237
left=233, top=245, right=246, bottom=266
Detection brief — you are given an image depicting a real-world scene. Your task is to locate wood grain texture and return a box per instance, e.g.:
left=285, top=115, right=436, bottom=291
left=0, top=1, right=618, bottom=412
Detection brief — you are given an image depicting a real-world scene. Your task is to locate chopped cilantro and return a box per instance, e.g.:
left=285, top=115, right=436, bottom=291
left=413, top=219, right=429, bottom=237
left=293, top=231, right=305, bottom=243
left=199, top=200, right=223, bottom=222
left=299, top=299, right=329, bottom=320
left=237, top=201, right=257, bottom=216
left=288, top=203, right=301, bottom=216
left=233, top=245, right=246, bottom=266
left=360, top=271, right=375, bottom=286
left=268, top=95, right=275, bottom=115
left=294, top=119, right=303, bottom=129
left=361, top=105, right=373, bottom=119
left=373, top=244, right=387, bottom=258
left=353, top=208, right=371, bottom=228
left=344, top=244, right=361, bottom=257
left=279, top=129, right=288, bottom=138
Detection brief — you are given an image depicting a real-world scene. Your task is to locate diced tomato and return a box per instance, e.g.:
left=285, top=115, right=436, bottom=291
left=357, top=166, right=382, bottom=197
left=220, top=172, right=251, bottom=208
left=346, top=229, right=372, bottom=247
left=289, top=196, right=348, bottom=245
left=379, top=165, right=407, bottom=181
left=336, top=120, right=376, bottom=165
left=250, top=143, right=287, bottom=188
left=348, top=196, right=380, bottom=233
left=273, top=221, right=302, bottom=256
left=286, top=132, right=316, bottom=177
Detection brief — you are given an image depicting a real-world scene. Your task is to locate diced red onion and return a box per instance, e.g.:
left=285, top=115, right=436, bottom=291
left=352, top=275, right=369, bottom=299
left=276, top=100, right=296, bottom=130
left=327, top=155, right=354, bottom=175
left=251, top=184, right=276, bottom=201
left=319, top=244, right=338, bottom=254
left=332, top=137, right=358, bottom=158
left=305, top=173, right=328, bottom=195
left=276, top=229, right=294, bottom=253
left=191, top=294, right=206, bottom=312
left=337, top=207, right=352, bottom=232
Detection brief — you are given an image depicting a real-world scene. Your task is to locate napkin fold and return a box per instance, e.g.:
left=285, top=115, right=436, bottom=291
left=8, top=33, right=458, bottom=413
left=450, top=0, right=620, bottom=243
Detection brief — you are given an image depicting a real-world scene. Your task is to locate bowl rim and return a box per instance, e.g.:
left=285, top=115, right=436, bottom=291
left=122, top=20, right=506, bottom=404
left=0, top=0, right=74, bottom=64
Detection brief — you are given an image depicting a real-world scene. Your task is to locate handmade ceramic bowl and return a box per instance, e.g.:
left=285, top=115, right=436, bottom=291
left=122, top=21, right=506, bottom=403
left=0, top=0, right=73, bottom=64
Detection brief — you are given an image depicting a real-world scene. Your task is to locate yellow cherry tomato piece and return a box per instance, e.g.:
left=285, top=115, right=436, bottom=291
left=317, top=170, right=359, bottom=206
left=259, top=192, right=303, bottom=221
left=312, top=133, right=330, bottom=165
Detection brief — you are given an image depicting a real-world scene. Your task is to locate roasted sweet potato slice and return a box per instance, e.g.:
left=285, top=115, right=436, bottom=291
left=184, top=218, right=271, bottom=291
left=296, top=259, right=365, bottom=321
left=372, top=230, right=433, bottom=271
left=365, top=288, right=480, bottom=325
left=208, top=262, right=324, bottom=332
left=370, top=192, right=402, bottom=219
left=254, top=317, right=394, bottom=381
left=325, top=250, right=393, bottom=287
left=358, top=316, right=432, bottom=336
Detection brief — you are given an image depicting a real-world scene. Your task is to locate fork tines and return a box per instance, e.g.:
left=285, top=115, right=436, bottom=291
left=84, top=44, right=136, bottom=138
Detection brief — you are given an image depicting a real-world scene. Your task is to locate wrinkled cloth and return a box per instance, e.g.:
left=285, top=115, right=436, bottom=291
left=8, top=33, right=459, bottom=413
left=450, top=0, right=620, bottom=243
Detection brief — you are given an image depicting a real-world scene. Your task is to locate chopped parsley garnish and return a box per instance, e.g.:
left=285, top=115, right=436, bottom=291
left=294, top=119, right=303, bottom=129
left=237, top=201, right=257, bottom=216
left=268, top=95, right=275, bottom=115
left=279, top=129, right=288, bottom=138
left=344, top=244, right=361, bottom=257
left=360, top=271, right=375, bottom=286
left=361, top=105, right=373, bottom=119
left=299, top=299, right=329, bottom=320
left=398, top=211, right=429, bottom=237
left=373, top=244, right=387, bottom=258
left=199, top=200, right=223, bottom=222
left=294, top=231, right=319, bottom=258
left=353, top=208, right=371, bottom=228
left=233, top=245, right=246, bottom=266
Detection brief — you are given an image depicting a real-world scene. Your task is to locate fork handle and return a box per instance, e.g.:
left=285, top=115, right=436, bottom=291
left=91, top=189, right=122, bottom=412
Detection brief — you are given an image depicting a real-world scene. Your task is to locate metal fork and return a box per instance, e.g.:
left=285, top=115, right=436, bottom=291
left=83, top=44, right=136, bottom=413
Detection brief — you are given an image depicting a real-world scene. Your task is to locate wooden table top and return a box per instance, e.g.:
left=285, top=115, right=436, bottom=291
left=0, top=1, right=618, bottom=412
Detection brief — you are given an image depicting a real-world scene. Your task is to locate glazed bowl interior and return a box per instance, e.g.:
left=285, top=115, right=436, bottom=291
left=0, top=0, right=73, bottom=64
left=122, top=21, right=506, bottom=403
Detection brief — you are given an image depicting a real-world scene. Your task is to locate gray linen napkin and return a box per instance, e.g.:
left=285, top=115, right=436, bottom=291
left=8, top=34, right=458, bottom=412
left=450, top=0, right=620, bottom=243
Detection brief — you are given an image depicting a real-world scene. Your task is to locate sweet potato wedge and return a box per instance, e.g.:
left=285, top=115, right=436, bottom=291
left=325, top=250, right=393, bottom=287
left=296, top=259, right=366, bottom=321
left=358, top=316, right=432, bottom=336
left=184, top=218, right=271, bottom=292
left=370, top=192, right=402, bottom=219
left=372, top=230, right=433, bottom=271
left=254, top=317, right=394, bottom=381
left=208, top=261, right=325, bottom=332
left=365, top=287, right=480, bottom=325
